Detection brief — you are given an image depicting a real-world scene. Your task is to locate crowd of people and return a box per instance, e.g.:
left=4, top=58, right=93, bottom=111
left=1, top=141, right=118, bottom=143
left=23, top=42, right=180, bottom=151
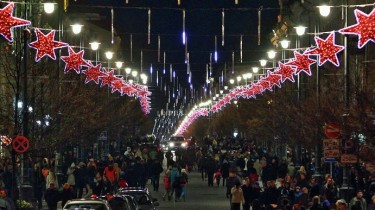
left=194, top=137, right=375, bottom=210
left=0, top=136, right=373, bottom=210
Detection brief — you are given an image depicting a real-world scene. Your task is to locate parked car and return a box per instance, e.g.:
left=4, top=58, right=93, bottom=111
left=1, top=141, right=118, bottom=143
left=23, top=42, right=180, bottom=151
left=117, top=187, right=159, bottom=210
left=63, top=198, right=111, bottom=210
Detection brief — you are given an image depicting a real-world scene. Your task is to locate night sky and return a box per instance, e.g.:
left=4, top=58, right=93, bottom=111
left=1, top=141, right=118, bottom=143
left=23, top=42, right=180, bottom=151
left=68, top=0, right=280, bottom=110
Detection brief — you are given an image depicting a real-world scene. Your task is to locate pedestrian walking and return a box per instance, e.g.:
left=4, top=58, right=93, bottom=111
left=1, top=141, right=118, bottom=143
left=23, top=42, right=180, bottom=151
left=231, top=180, right=245, bottom=210
left=162, top=166, right=171, bottom=201
left=61, top=183, right=73, bottom=208
left=46, top=169, right=59, bottom=190
left=169, top=163, right=181, bottom=202
left=350, top=190, right=367, bottom=210
left=150, top=159, right=163, bottom=192
left=179, top=168, right=188, bottom=201
left=44, top=183, right=61, bottom=210
left=214, top=168, right=222, bottom=187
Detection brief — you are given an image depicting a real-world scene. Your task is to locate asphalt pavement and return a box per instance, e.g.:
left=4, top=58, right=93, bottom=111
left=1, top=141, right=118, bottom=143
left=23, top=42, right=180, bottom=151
left=148, top=171, right=231, bottom=210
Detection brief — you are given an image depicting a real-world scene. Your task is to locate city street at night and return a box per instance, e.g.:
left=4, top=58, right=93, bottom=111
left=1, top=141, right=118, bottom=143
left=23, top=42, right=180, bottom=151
left=0, top=0, right=375, bottom=210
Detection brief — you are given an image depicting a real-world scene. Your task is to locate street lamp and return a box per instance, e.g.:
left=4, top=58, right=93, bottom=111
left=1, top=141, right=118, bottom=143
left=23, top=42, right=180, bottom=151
left=71, top=24, right=83, bottom=35
left=105, top=51, right=113, bottom=68
left=219, top=90, right=224, bottom=95
left=267, top=50, right=276, bottom=59
left=43, top=2, right=55, bottom=14
left=224, top=86, right=228, bottom=90
left=252, top=67, right=259, bottom=73
left=259, top=60, right=267, bottom=67
left=125, top=67, right=132, bottom=75
left=229, top=79, right=235, bottom=85
left=294, top=26, right=307, bottom=36
left=132, top=70, right=138, bottom=78
left=115, top=61, right=123, bottom=69
left=280, top=39, right=290, bottom=49
left=105, top=51, right=114, bottom=60
left=89, top=42, right=100, bottom=51
left=318, top=5, right=331, bottom=17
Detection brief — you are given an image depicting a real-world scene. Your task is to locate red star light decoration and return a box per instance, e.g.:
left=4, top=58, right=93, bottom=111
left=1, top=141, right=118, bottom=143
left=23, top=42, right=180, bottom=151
left=275, top=61, right=297, bottom=83
left=258, top=77, right=272, bottom=91
left=265, top=70, right=282, bottom=88
left=286, top=51, right=316, bottom=76
left=60, top=47, right=89, bottom=74
left=29, top=28, right=68, bottom=62
left=304, top=32, right=344, bottom=67
left=82, top=63, right=105, bottom=84
left=339, top=8, right=375, bottom=49
left=0, top=3, right=31, bottom=42
left=111, top=79, right=125, bottom=94
left=100, top=69, right=120, bottom=88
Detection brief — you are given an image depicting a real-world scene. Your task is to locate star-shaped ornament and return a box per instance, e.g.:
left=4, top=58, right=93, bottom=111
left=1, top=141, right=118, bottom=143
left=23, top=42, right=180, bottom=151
left=242, top=87, right=255, bottom=99
left=29, top=28, right=68, bottom=62
left=82, top=63, right=105, bottom=84
left=60, top=47, right=90, bottom=74
left=339, top=8, right=375, bottom=49
left=111, top=79, right=125, bottom=94
left=0, top=3, right=31, bottom=42
left=251, top=83, right=264, bottom=96
left=265, top=70, right=282, bottom=88
left=100, top=69, right=121, bottom=88
left=304, top=32, right=344, bottom=67
left=275, top=61, right=297, bottom=83
left=258, top=77, right=272, bottom=91
left=286, top=51, right=316, bottom=77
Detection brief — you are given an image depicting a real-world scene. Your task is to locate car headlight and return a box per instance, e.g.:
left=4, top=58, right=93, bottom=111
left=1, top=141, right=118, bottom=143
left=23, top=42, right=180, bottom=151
left=169, top=142, right=175, bottom=147
left=181, top=143, right=187, bottom=147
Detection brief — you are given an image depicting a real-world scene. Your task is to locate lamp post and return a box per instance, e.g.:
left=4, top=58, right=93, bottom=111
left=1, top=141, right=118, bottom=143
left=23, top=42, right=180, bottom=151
left=105, top=51, right=114, bottom=68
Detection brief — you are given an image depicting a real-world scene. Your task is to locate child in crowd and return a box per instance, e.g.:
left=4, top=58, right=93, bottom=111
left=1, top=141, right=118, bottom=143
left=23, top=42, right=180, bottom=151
left=214, top=168, right=222, bottom=187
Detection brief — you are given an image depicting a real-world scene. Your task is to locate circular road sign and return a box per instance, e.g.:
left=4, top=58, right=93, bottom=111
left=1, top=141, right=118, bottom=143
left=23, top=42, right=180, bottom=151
left=324, top=123, right=341, bottom=139
left=12, top=136, right=30, bottom=153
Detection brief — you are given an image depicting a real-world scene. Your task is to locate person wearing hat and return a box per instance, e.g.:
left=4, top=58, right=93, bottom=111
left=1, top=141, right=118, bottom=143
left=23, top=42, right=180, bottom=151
left=349, top=190, right=367, bottom=210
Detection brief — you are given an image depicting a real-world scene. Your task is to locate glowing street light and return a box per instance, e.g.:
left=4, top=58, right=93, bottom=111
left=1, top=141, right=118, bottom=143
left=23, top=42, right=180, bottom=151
left=259, top=60, right=267, bottom=67
left=71, top=24, right=83, bottom=34
left=115, top=61, right=123, bottom=69
left=318, top=5, right=331, bottom=17
left=43, top=2, right=55, bottom=14
left=105, top=51, right=114, bottom=60
left=252, top=67, right=260, bottom=73
left=89, top=42, right=100, bottom=51
left=294, top=26, right=307, bottom=36
left=125, top=67, right=132, bottom=74
left=267, top=50, right=277, bottom=59
left=280, top=39, right=290, bottom=49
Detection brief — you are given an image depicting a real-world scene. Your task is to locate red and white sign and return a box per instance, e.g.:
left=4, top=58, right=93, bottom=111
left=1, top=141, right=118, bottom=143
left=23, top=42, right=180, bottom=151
left=324, top=123, right=341, bottom=139
left=12, top=136, right=30, bottom=153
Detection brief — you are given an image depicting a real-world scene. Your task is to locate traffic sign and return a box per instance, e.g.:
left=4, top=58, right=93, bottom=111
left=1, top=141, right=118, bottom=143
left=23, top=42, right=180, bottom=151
left=98, top=131, right=107, bottom=141
left=324, top=158, right=337, bottom=163
left=324, top=123, right=341, bottom=139
left=323, top=139, right=340, bottom=158
left=12, top=136, right=30, bottom=153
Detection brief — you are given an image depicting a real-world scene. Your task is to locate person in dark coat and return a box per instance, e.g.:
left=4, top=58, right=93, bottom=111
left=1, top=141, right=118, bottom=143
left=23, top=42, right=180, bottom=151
left=74, top=162, right=88, bottom=198
left=310, top=196, right=324, bottom=210
left=242, top=177, right=254, bottom=210
left=92, top=172, right=104, bottom=196
left=206, top=156, right=216, bottom=187
left=261, top=180, right=279, bottom=207
left=61, top=183, right=74, bottom=208
left=44, top=183, right=61, bottom=210
left=150, top=159, right=164, bottom=192
left=222, top=159, right=230, bottom=187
